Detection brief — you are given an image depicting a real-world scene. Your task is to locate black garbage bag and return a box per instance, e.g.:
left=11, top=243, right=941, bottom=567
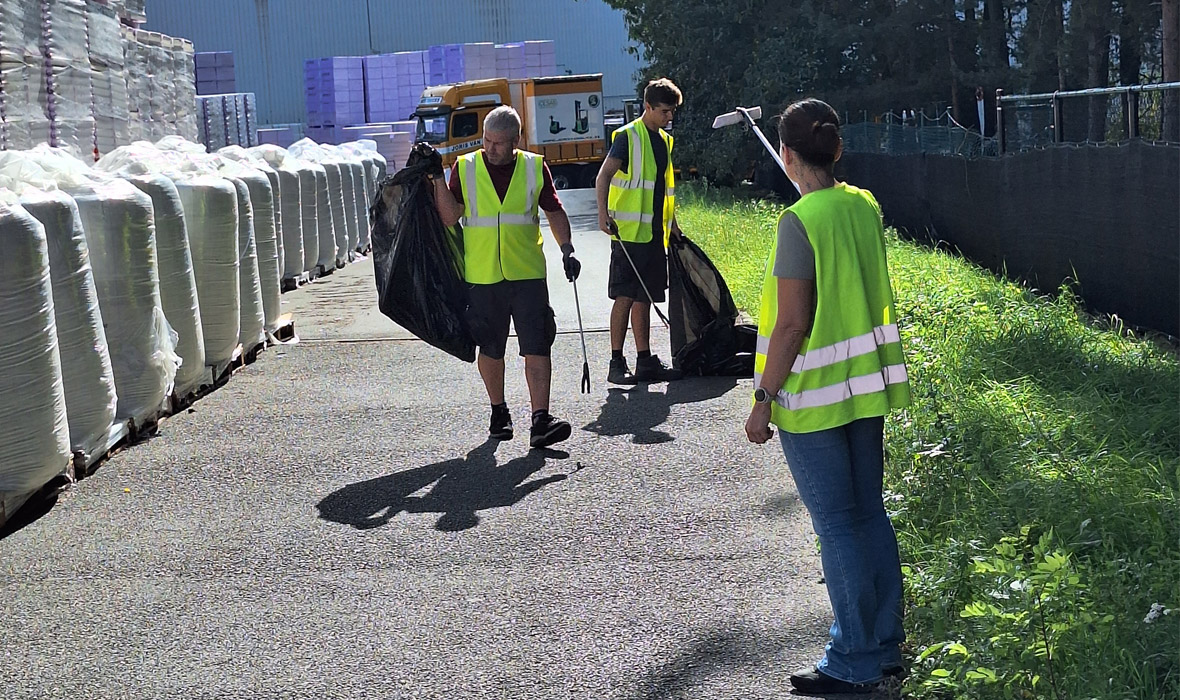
left=371, top=144, right=475, bottom=362
left=668, top=235, right=757, bottom=377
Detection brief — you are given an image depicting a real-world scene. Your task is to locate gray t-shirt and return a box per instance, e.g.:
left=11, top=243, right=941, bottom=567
left=772, top=211, right=815, bottom=280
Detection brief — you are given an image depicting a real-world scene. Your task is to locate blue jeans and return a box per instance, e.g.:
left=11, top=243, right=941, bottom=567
left=780, top=416, right=904, bottom=683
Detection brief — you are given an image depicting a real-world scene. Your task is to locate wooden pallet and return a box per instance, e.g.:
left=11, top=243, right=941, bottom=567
left=268, top=314, right=297, bottom=345
left=281, top=271, right=311, bottom=293
left=73, top=420, right=132, bottom=479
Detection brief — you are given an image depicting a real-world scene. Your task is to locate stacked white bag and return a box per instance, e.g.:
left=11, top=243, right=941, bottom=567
left=0, top=190, right=72, bottom=509
left=340, top=140, right=388, bottom=253
left=249, top=145, right=306, bottom=285
left=339, top=141, right=387, bottom=253
left=25, top=146, right=179, bottom=425
left=95, top=144, right=209, bottom=400
left=220, top=146, right=285, bottom=288
left=289, top=138, right=345, bottom=272
left=0, top=156, right=118, bottom=460
left=213, top=153, right=282, bottom=335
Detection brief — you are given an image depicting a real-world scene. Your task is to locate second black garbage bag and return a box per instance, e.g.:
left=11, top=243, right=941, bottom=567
left=371, top=144, right=475, bottom=362
left=667, top=235, right=756, bottom=377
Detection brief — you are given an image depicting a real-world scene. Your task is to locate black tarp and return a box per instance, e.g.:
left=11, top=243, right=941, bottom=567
left=370, top=145, right=475, bottom=362
left=667, top=236, right=756, bottom=376
left=837, top=142, right=1179, bottom=336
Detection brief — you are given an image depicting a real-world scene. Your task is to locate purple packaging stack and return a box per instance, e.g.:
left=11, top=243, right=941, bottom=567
left=305, top=56, right=365, bottom=129
left=194, top=51, right=235, bottom=95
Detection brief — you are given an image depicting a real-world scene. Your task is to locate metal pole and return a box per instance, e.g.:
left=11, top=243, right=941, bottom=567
left=1128, top=89, right=1140, bottom=139
left=1052, top=92, right=1063, bottom=144
left=996, top=88, right=1006, bottom=154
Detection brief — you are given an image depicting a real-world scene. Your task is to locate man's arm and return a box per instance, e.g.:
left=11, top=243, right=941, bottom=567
left=431, top=165, right=464, bottom=227
left=595, top=156, right=623, bottom=235
left=544, top=207, right=572, bottom=249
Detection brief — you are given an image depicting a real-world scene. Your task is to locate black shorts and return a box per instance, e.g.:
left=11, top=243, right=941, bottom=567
left=608, top=237, right=667, bottom=303
left=466, top=279, right=557, bottom=360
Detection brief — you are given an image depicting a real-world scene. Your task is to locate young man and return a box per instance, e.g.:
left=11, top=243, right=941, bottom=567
left=430, top=106, right=582, bottom=449
left=595, top=78, right=685, bottom=385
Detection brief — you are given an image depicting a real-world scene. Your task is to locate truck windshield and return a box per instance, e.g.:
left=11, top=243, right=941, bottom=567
left=416, top=115, right=448, bottom=144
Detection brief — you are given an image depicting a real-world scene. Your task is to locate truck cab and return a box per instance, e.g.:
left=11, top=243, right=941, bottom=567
left=414, top=74, right=608, bottom=189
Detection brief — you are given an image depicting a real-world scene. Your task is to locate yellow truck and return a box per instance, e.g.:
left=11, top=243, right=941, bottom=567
left=414, top=73, right=608, bottom=189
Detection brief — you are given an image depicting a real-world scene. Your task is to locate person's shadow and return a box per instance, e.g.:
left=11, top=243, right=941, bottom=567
left=316, top=440, right=572, bottom=532
left=582, top=376, right=741, bottom=444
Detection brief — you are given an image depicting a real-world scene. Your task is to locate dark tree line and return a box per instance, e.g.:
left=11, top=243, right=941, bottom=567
left=595, top=0, right=1176, bottom=182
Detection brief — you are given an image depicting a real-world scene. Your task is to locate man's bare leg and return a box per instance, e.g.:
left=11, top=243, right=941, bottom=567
left=477, top=354, right=506, bottom=405
left=610, top=297, right=633, bottom=352
left=631, top=301, right=651, bottom=354
left=523, top=355, right=551, bottom=414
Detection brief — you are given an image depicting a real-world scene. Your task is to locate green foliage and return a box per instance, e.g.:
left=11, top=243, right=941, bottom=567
left=678, top=187, right=1180, bottom=699
left=592, top=0, right=1165, bottom=181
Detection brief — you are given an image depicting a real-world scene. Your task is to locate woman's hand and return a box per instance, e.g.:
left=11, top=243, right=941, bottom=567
left=745, top=403, right=774, bottom=444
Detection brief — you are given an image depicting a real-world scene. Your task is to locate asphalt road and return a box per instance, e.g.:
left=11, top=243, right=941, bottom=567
left=0, top=189, right=858, bottom=699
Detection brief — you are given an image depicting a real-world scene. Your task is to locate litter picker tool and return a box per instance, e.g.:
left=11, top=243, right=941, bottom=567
left=711, top=106, right=801, bottom=195
left=607, top=219, right=671, bottom=328
left=571, top=275, right=591, bottom=393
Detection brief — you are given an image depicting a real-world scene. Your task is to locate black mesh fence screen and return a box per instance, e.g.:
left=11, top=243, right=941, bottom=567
left=835, top=142, right=1180, bottom=336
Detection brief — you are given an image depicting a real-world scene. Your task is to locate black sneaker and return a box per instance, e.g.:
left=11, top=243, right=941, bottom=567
left=789, top=667, right=877, bottom=695
left=607, top=357, right=637, bottom=385
left=529, top=412, right=571, bottom=449
left=489, top=405, right=513, bottom=441
left=634, top=354, right=683, bottom=383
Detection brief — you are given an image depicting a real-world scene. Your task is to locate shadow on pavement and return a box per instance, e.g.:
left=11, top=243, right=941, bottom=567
left=316, top=439, right=572, bottom=532
left=0, top=492, right=59, bottom=541
left=626, top=626, right=792, bottom=700
left=582, top=376, right=741, bottom=444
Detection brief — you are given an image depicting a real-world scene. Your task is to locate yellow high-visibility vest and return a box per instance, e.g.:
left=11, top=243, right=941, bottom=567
left=607, top=118, right=675, bottom=245
left=458, top=150, right=546, bottom=284
left=754, top=182, right=911, bottom=433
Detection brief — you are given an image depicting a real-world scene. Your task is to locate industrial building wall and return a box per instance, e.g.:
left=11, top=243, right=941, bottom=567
left=143, top=0, right=645, bottom=126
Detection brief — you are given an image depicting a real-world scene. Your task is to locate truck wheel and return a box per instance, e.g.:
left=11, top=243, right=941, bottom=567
left=552, top=170, right=574, bottom=190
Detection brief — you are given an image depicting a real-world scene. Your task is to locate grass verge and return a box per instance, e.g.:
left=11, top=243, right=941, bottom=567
left=676, top=182, right=1179, bottom=699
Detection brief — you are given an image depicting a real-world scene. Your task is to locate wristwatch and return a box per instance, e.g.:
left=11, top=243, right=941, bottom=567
left=753, top=387, right=775, bottom=405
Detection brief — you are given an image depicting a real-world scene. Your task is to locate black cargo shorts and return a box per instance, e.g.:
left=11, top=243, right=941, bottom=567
left=608, top=236, right=667, bottom=303
left=466, top=279, right=557, bottom=360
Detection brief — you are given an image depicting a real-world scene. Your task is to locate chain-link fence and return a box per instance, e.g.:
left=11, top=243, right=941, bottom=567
left=998, top=82, right=1180, bottom=153
left=843, top=110, right=999, bottom=158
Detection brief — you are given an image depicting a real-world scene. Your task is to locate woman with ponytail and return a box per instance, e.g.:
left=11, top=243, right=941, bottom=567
left=745, top=99, right=912, bottom=695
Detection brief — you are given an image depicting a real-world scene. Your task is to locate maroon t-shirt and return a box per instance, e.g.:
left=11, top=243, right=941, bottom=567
left=448, top=152, right=564, bottom=212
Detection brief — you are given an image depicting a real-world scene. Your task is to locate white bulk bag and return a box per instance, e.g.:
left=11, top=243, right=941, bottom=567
left=335, top=159, right=361, bottom=255
left=175, top=176, right=240, bottom=370
left=249, top=145, right=305, bottom=283
left=19, top=189, right=119, bottom=455
left=28, top=146, right=179, bottom=424
left=290, top=139, right=344, bottom=271
left=220, top=146, right=285, bottom=282
left=123, top=174, right=208, bottom=397
left=0, top=156, right=118, bottom=459
left=225, top=176, right=266, bottom=350
left=0, top=194, right=71, bottom=495
left=340, top=141, right=387, bottom=252
left=215, top=161, right=280, bottom=334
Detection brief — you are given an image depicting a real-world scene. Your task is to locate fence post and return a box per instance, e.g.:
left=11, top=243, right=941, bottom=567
left=1052, top=92, right=1063, bottom=144
left=1128, top=88, right=1140, bottom=139
left=996, top=88, right=1006, bottom=154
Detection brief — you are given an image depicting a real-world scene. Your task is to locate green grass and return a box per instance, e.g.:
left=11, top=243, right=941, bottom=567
left=677, top=183, right=1180, bottom=699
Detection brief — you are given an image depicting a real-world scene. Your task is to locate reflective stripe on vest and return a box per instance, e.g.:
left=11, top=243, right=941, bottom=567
left=458, top=150, right=545, bottom=284
left=754, top=182, right=911, bottom=433
left=606, top=118, right=676, bottom=245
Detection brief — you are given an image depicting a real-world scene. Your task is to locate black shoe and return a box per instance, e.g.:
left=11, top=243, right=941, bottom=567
left=529, top=412, right=571, bottom=449
left=607, top=357, right=637, bottom=385
left=489, top=405, right=513, bottom=440
left=789, top=667, right=877, bottom=695
left=634, top=354, right=683, bottom=383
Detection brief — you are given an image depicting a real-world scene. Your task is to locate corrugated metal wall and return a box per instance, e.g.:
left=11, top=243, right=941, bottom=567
left=144, top=0, right=644, bottom=126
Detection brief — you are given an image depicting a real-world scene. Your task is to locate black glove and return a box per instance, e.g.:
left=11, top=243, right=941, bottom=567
left=420, top=144, right=444, bottom=180
left=561, top=243, right=581, bottom=282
